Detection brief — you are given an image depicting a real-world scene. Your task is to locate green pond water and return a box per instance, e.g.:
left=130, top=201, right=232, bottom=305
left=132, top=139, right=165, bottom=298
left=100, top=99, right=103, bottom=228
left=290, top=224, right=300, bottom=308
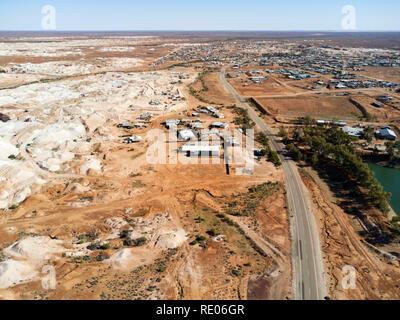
left=368, top=163, right=400, bottom=216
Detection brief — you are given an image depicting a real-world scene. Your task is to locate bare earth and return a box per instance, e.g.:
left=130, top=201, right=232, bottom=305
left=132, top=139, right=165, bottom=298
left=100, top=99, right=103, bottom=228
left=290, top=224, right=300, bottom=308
left=0, top=32, right=399, bottom=300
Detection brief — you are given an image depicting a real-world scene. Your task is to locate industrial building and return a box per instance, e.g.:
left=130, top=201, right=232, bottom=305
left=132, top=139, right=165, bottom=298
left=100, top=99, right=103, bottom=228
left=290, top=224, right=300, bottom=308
left=224, top=136, right=241, bottom=147
left=179, top=144, right=220, bottom=157
left=342, top=126, right=364, bottom=137
left=376, top=127, right=398, bottom=140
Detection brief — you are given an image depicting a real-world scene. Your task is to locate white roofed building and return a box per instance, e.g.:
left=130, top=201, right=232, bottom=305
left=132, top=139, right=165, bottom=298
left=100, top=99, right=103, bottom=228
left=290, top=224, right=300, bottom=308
left=342, top=126, right=364, bottom=137
left=376, top=127, right=397, bottom=141
left=179, top=144, right=220, bottom=157
left=178, top=129, right=196, bottom=141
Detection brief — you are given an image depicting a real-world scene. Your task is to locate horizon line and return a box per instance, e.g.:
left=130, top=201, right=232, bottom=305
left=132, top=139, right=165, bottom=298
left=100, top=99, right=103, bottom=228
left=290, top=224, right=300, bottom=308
left=1, top=29, right=400, bottom=33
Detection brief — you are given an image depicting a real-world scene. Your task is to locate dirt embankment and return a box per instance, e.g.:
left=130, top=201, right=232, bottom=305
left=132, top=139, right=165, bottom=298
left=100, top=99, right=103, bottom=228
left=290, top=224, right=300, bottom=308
left=176, top=184, right=292, bottom=300
left=349, top=97, right=370, bottom=119
left=299, top=167, right=400, bottom=300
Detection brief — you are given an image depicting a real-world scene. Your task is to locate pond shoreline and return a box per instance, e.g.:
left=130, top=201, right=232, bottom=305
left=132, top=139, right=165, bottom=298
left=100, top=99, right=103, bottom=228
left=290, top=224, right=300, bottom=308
left=362, top=154, right=400, bottom=169
left=367, top=162, right=400, bottom=217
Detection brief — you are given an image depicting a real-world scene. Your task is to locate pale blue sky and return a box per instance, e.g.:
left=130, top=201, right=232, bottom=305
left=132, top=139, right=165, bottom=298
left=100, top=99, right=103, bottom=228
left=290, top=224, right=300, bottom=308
left=0, top=0, right=399, bottom=31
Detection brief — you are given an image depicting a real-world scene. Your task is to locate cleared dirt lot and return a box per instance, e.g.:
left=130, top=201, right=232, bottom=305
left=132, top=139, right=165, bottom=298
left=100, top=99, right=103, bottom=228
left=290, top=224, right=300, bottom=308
left=355, top=66, right=400, bottom=83
left=190, top=71, right=236, bottom=105
left=256, top=95, right=363, bottom=120
left=350, top=94, right=400, bottom=122
left=228, top=74, right=300, bottom=97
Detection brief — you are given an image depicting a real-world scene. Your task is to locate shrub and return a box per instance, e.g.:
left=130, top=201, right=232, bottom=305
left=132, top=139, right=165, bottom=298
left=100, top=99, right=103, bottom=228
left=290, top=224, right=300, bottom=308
left=278, top=126, right=288, bottom=139
left=256, top=132, right=269, bottom=147
left=85, top=229, right=98, bottom=241
left=157, top=265, right=166, bottom=273
left=392, top=216, right=400, bottom=223
left=124, top=237, right=147, bottom=247
left=194, top=216, right=205, bottom=223
left=120, top=230, right=131, bottom=239
left=79, top=196, right=94, bottom=201
left=132, top=180, right=146, bottom=188
left=232, top=270, right=241, bottom=277
left=207, top=228, right=218, bottom=237
left=87, top=243, right=101, bottom=251
left=100, top=243, right=111, bottom=250
left=96, top=254, right=107, bottom=262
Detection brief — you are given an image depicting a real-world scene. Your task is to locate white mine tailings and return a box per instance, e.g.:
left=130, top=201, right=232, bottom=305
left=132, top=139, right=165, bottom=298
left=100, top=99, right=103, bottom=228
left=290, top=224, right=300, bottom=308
left=0, top=69, right=193, bottom=209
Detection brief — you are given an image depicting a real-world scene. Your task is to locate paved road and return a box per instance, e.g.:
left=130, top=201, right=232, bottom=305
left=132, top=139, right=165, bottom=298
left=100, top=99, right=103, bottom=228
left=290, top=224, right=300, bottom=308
left=219, top=67, right=327, bottom=300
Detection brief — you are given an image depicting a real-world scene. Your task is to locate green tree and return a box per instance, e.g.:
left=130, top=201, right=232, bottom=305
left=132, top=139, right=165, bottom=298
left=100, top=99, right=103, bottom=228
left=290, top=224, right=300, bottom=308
left=256, top=132, right=269, bottom=147
left=294, top=125, right=391, bottom=215
left=278, top=126, right=288, bottom=139
left=268, top=151, right=282, bottom=167
left=385, top=141, right=395, bottom=160
left=286, top=143, right=302, bottom=161
left=310, top=154, right=319, bottom=166
left=362, top=127, right=374, bottom=143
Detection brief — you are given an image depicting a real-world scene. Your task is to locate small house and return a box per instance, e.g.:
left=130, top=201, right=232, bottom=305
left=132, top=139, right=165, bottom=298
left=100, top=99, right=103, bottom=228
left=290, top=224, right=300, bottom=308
left=139, top=113, right=153, bottom=120
left=210, top=122, right=228, bottom=129
left=178, top=130, right=196, bottom=141
left=117, top=122, right=134, bottom=129
left=164, top=119, right=180, bottom=128
left=213, top=112, right=225, bottom=119
left=376, top=127, right=397, bottom=141
left=372, top=102, right=384, bottom=108
left=190, top=122, right=204, bottom=130
left=134, top=123, right=148, bottom=128
left=253, top=148, right=265, bottom=157
left=149, top=100, right=161, bottom=105
left=123, top=136, right=143, bottom=144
